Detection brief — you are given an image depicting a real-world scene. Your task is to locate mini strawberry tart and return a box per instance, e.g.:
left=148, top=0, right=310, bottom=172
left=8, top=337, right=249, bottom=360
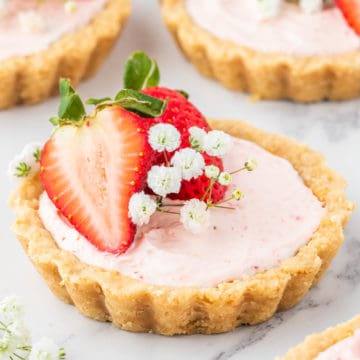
left=9, top=52, right=353, bottom=335
left=0, top=0, right=130, bottom=110
left=161, top=0, right=360, bottom=102
left=280, top=315, right=360, bottom=359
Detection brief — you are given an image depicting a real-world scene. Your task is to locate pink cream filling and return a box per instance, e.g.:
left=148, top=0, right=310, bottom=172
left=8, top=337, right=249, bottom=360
left=314, top=330, right=360, bottom=360
left=185, top=0, right=360, bottom=56
left=0, top=0, right=106, bottom=60
left=38, top=138, right=325, bottom=288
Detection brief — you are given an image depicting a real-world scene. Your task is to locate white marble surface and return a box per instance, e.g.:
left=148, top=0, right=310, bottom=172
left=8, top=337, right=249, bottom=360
left=0, top=1, right=359, bottom=359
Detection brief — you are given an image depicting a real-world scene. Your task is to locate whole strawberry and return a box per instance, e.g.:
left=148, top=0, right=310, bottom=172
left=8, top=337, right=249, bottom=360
left=123, top=51, right=228, bottom=203
left=142, top=86, right=210, bottom=147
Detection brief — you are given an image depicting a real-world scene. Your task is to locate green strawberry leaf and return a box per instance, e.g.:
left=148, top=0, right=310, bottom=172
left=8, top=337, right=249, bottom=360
left=50, top=79, right=86, bottom=125
left=114, top=89, right=167, bottom=118
left=176, top=89, right=189, bottom=99
left=86, top=97, right=112, bottom=105
left=123, top=51, right=160, bottom=91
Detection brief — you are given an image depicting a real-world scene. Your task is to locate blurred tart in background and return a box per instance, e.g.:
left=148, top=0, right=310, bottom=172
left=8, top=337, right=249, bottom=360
left=0, top=0, right=131, bottom=109
left=161, top=0, right=360, bottom=102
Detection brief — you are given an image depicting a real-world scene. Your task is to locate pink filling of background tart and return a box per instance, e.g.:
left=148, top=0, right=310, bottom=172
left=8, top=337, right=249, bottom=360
left=0, top=0, right=106, bottom=60
left=314, top=330, right=360, bottom=359
left=185, top=0, right=360, bottom=56
left=38, top=138, right=325, bottom=288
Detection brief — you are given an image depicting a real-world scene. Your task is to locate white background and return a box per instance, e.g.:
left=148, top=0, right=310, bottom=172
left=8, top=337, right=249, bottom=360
left=1, top=1, right=359, bottom=359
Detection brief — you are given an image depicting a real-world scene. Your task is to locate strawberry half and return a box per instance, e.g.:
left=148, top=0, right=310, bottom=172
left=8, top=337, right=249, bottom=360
left=335, top=0, right=360, bottom=35
left=142, top=87, right=228, bottom=202
left=40, top=106, right=153, bottom=254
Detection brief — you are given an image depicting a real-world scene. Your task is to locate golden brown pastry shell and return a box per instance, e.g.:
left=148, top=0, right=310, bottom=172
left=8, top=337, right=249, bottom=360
left=280, top=315, right=360, bottom=359
left=0, top=0, right=131, bottom=110
left=160, top=0, right=360, bottom=102
left=10, top=119, right=354, bottom=335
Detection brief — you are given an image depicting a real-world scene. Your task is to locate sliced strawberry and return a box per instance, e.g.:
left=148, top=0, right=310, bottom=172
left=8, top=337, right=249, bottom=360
left=142, top=87, right=227, bottom=202
left=40, top=106, right=153, bottom=254
left=335, top=0, right=360, bottom=35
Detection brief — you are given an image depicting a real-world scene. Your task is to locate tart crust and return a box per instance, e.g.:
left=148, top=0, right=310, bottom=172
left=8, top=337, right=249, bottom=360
left=10, top=119, right=354, bottom=335
left=280, top=315, right=360, bottom=359
left=160, top=0, right=360, bottom=102
left=0, top=0, right=131, bottom=110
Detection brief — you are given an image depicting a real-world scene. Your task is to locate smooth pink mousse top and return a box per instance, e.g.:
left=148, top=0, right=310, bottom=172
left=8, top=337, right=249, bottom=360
left=185, top=0, right=360, bottom=56
left=0, top=0, right=106, bottom=60
left=39, top=137, right=325, bottom=288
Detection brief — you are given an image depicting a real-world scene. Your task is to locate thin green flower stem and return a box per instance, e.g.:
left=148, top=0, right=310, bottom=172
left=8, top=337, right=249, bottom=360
left=214, top=196, right=234, bottom=206
left=230, top=166, right=246, bottom=175
left=13, top=353, right=27, bottom=360
left=157, top=196, right=163, bottom=207
left=163, top=151, right=170, bottom=166
left=201, top=179, right=215, bottom=201
left=0, top=320, right=10, bottom=333
left=0, top=319, right=8, bottom=328
left=161, top=203, right=185, bottom=207
left=17, top=346, right=31, bottom=352
left=208, top=182, right=214, bottom=202
left=157, top=209, right=180, bottom=215
left=213, top=205, right=236, bottom=210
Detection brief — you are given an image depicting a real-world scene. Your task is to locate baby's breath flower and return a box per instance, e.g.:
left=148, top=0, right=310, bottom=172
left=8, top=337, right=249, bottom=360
left=148, top=124, right=181, bottom=153
left=204, top=165, right=220, bottom=179
left=245, top=159, right=258, bottom=171
left=0, top=331, right=16, bottom=359
left=232, top=189, right=244, bottom=201
left=29, top=337, right=63, bottom=360
left=189, top=127, right=207, bottom=151
left=0, top=296, right=22, bottom=321
left=0, top=296, right=65, bottom=360
left=64, top=0, right=78, bottom=14
left=203, top=130, right=233, bottom=158
left=180, top=199, right=210, bottom=234
left=7, top=142, right=43, bottom=181
left=218, top=172, right=232, bottom=186
left=147, top=165, right=181, bottom=197
left=128, top=192, right=157, bottom=226
left=300, top=0, right=323, bottom=13
left=0, top=320, right=30, bottom=360
left=256, top=0, right=282, bottom=20
left=171, top=148, right=205, bottom=180
left=8, top=320, right=31, bottom=348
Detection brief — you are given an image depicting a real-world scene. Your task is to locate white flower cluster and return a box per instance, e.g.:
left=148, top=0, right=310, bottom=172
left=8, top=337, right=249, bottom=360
left=0, top=296, right=65, bottom=360
left=180, top=199, right=210, bottom=234
left=128, top=125, right=236, bottom=234
left=256, top=0, right=324, bottom=20
left=7, top=142, right=43, bottom=183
